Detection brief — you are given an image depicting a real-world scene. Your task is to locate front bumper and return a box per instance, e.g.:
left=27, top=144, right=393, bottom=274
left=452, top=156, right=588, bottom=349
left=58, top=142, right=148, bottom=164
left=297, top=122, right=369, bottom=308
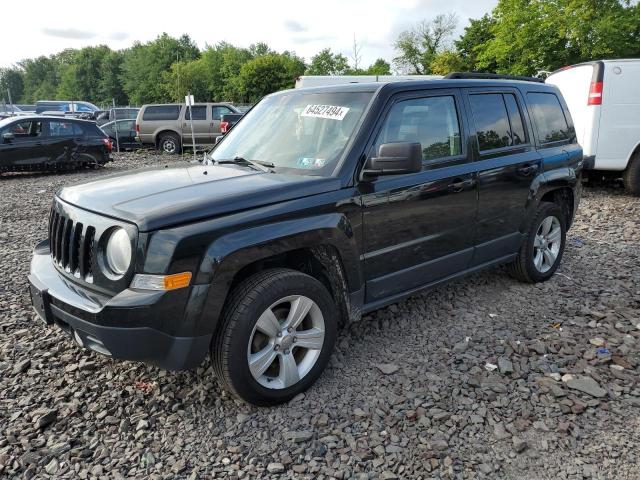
left=28, top=240, right=210, bottom=370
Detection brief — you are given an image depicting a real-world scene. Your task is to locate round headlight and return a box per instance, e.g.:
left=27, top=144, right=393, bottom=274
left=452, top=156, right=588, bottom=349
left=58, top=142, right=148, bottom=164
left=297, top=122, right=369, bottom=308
left=105, top=228, right=131, bottom=276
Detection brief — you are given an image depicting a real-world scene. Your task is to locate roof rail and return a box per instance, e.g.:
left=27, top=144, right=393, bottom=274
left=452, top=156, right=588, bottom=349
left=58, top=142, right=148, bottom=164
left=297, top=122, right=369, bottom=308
left=444, top=72, right=544, bottom=83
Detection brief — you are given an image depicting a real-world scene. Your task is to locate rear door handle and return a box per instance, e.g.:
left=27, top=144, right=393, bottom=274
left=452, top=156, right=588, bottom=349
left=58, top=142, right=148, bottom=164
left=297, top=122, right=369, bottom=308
left=448, top=178, right=475, bottom=193
left=517, top=164, right=538, bottom=176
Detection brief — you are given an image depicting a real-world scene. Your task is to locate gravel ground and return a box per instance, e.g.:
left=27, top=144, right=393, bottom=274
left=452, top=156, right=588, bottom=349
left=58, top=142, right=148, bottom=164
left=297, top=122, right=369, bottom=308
left=1, top=152, right=639, bottom=479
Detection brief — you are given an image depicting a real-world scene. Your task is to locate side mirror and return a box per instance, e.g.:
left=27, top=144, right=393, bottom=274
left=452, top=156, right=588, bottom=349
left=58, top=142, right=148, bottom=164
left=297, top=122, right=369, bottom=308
left=215, top=135, right=224, bottom=145
left=361, top=142, right=422, bottom=178
left=2, top=132, right=15, bottom=143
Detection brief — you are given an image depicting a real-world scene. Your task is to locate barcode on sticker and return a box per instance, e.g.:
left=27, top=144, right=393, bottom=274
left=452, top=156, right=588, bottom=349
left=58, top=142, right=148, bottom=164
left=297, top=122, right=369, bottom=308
left=301, top=105, right=350, bottom=120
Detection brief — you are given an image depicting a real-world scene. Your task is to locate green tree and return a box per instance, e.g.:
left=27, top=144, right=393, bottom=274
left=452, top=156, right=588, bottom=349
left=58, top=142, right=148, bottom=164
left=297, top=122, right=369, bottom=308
left=306, top=48, right=350, bottom=75
left=57, top=46, right=112, bottom=104
left=455, top=14, right=497, bottom=72
left=476, top=0, right=640, bottom=76
left=365, top=58, right=392, bottom=75
left=249, top=42, right=273, bottom=57
left=98, top=50, right=127, bottom=105
left=163, top=57, right=211, bottom=102
left=121, top=33, right=200, bottom=104
left=20, top=56, right=60, bottom=102
left=236, top=53, right=305, bottom=103
left=430, top=51, right=464, bottom=75
left=0, top=68, right=25, bottom=103
left=393, top=13, right=458, bottom=74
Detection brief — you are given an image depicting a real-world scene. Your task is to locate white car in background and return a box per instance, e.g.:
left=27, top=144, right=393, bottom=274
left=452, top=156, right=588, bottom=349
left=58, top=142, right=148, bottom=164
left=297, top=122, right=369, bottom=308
left=546, top=59, right=640, bottom=195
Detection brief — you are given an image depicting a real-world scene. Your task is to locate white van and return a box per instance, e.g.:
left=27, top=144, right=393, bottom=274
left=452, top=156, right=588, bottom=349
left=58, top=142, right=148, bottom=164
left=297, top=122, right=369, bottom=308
left=295, top=75, right=441, bottom=89
left=545, top=59, right=640, bottom=194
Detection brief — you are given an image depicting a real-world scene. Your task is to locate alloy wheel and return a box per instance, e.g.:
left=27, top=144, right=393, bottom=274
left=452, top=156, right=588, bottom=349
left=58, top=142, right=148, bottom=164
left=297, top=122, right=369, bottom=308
left=533, top=215, right=562, bottom=273
left=247, top=295, right=325, bottom=390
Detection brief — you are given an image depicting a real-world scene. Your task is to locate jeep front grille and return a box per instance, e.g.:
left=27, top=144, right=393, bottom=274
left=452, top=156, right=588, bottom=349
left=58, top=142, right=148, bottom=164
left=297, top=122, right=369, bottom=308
left=49, top=208, right=95, bottom=282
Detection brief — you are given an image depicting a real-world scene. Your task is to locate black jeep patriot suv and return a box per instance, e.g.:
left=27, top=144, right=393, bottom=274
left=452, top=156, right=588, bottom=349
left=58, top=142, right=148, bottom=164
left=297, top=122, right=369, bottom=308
left=29, top=75, right=583, bottom=405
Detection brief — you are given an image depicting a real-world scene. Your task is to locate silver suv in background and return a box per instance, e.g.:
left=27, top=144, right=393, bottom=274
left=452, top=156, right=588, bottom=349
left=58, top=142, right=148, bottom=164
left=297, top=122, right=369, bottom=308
left=135, top=103, right=240, bottom=154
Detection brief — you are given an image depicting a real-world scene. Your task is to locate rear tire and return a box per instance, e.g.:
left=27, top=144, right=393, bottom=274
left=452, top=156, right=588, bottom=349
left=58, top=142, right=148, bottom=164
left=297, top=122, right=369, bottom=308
left=623, top=152, right=640, bottom=196
left=509, top=202, right=566, bottom=283
left=212, top=268, right=338, bottom=406
left=158, top=133, right=181, bottom=155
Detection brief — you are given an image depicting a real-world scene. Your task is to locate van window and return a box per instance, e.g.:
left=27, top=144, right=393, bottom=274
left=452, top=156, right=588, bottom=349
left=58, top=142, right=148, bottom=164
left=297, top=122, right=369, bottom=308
left=142, top=105, right=181, bottom=121
left=374, top=96, right=462, bottom=162
left=469, top=94, right=512, bottom=151
left=185, top=106, right=207, bottom=120
left=527, top=93, right=570, bottom=144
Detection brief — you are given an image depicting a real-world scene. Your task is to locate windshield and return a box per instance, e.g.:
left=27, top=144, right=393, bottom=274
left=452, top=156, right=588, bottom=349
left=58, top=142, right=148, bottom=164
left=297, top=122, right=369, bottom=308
left=211, top=91, right=373, bottom=175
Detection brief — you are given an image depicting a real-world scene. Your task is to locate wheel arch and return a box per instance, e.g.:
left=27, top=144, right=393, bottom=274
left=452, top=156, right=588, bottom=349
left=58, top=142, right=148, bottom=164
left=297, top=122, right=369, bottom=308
left=625, top=141, right=640, bottom=168
left=191, top=214, right=364, bottom=337
left=539, top=187, right=575, bottom=228
left=154, top=129, right=181, bottom=148
left=523, top=168, right=578, bottom=232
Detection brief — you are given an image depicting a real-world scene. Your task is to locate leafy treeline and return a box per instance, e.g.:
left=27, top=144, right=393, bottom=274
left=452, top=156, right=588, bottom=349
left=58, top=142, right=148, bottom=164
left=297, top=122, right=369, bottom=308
left=0, top=34, right=390, bottom=106
left=1, top=0, right=639, bottom=106
left=395, top=0, right=640, bottom=76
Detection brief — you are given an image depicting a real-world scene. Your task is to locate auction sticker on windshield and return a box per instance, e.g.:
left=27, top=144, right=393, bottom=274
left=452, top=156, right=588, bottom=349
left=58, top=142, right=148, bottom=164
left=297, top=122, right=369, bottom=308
left=301, top=105, right=350, bottom=121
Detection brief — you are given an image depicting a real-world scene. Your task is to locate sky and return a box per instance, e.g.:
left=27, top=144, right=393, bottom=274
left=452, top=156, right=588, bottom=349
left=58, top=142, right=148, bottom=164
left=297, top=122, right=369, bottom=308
left=1, top=0, right=497, bottom=69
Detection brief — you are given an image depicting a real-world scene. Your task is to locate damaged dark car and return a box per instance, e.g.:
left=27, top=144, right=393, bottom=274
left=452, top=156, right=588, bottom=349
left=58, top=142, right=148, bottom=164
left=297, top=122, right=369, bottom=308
left=29, top=77, right=582, bottom=405
left=0, top=116, right=112, bottom=173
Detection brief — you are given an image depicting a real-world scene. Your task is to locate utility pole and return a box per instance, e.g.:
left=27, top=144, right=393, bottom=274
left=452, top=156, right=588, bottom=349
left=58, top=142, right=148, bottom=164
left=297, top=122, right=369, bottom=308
left=7, top=89, right=14, bottom=114
left=112, top=99, right=120, bottom=153
left=185, top=92, right=196, bottom=158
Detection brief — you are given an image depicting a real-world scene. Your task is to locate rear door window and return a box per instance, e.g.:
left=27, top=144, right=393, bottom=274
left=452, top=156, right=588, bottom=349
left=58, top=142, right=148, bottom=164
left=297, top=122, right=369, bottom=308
left=142, top=105, right=181, bottom=121
left=527, top=93, right=570, bottom=144
left=469, top=94, right=512, bottom=151
left=470, top=93, right=529, bottom=151
left=185, top=106, right=207, bottom=120
left=48, top=121, right=84, bottom=137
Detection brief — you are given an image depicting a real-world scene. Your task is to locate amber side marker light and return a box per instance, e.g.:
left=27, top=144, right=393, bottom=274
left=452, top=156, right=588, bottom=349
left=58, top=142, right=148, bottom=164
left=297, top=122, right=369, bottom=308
left=130, top=272, right=192, bottom=291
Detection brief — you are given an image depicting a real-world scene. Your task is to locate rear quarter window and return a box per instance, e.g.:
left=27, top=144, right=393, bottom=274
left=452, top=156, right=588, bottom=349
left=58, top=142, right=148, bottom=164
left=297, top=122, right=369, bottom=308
left=527, top=93, right=571, bottom=144
left=80, top=123, right=106, bottom=137
left=142, top=105, right=181, bottom=121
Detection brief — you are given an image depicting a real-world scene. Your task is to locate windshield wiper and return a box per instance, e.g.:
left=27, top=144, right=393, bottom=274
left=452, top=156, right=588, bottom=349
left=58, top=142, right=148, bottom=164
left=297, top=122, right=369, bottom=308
left=216, top=156, right=275, bottom=173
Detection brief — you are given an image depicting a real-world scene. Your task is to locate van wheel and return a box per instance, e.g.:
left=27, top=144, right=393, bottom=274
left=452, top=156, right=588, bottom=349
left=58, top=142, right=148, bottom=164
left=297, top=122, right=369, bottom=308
left=509, top=202, right=566, bottom=283
left=623, top=152, right=640, bottom=196
left=159, top=133, right=180, bottom=155
left=212, top=268, right=337, bottom=406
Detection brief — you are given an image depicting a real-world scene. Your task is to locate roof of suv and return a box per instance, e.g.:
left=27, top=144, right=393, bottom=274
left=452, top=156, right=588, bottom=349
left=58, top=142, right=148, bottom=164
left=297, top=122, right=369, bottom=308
left=0, top=115, right=98, bottom=128
left=282, top=78, right=556, bottom=96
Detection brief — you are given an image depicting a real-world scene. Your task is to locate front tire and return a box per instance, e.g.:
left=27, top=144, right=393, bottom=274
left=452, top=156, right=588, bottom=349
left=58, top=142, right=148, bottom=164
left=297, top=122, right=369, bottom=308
left=623, top=152, right=640, bottom=196
left=509, top=202, right=566, bottom=283
left=212, top=269, right=338, bottom=406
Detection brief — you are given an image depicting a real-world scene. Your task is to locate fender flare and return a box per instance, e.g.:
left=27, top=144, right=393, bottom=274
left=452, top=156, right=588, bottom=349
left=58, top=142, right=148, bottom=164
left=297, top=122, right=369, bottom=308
left=187, top=213, right=363, bottom=335
left=521, top=168, right=577, bottom=232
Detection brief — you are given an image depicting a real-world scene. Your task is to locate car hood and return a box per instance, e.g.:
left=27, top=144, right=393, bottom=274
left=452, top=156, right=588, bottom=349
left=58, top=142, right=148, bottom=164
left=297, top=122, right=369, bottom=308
left=58, top=164, right=341, bottom=231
